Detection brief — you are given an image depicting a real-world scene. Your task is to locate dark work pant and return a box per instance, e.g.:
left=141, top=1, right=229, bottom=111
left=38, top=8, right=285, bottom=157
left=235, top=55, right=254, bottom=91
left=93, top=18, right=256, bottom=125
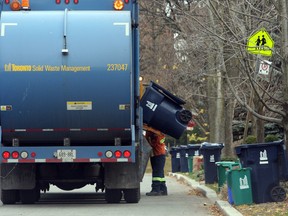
left=150, top=154, right=167, bottom=192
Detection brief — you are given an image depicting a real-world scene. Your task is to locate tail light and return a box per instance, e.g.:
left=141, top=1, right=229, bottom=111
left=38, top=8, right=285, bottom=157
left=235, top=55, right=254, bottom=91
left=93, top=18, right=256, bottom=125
left=2, top=151, right=10, bottom=159
left=114, top=150, right=122, bottom=158
left=123, top=150, right=131, bottom=158
left=56, top=0, right=61, bottom=4
left=5, top=0, right=10, bottom=4
left=31, top=152, right=36, bottom=158
left=12, top=151, right=19, bottom=159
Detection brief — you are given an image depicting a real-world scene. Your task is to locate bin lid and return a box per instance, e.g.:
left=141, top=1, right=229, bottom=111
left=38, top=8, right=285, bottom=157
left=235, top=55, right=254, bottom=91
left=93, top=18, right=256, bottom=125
left=187, top=144, right=201, bottom=149
left=200, top=142, right=224, bottom=149
left=215, top=161, right=241, bottom=168
left=226, top=167, right=252, bottom=173
left=150, top=81, right=186, bottom=105
left=235, top=140, right=284, bottom=154
left=187, top=144, right=201, bottom=148
left=180, top=145, right=188, bottom=149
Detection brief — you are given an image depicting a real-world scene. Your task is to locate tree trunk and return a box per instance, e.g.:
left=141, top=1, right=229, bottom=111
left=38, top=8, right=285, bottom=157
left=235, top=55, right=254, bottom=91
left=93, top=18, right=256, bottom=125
left=206, top=48, right=225, bottom=144
left=243, top=94, right=253, bottom=142
left=254, top=95, right=265, bottom=143
left=279, top=0, right=288, bottom=155
left=206, top=0, right=225, bottom=145
left=215, top=70, right=225, bottom=143
left=207, top=55, right=217, bottom=142
left=224, top=99, right=235, bottom=157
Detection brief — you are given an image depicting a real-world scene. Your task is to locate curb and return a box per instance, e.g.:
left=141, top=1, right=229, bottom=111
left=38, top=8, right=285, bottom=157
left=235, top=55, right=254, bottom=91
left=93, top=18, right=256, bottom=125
left=169, top=172, right=243, bottom=216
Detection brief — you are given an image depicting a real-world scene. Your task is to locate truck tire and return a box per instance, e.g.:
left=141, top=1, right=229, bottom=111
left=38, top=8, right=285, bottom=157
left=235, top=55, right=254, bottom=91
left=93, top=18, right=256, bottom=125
left=20, top=187, right=40, bottom=204
left=123, top=188, right=140, bottom=203
left=105, top=189, right=122, bottom=203
left=1, top=190, right=18, bottom=204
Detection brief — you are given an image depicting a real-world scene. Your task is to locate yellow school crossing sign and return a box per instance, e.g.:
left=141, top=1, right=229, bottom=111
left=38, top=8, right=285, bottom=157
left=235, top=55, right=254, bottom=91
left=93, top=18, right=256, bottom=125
left=246, top=28, right=274, bottom=56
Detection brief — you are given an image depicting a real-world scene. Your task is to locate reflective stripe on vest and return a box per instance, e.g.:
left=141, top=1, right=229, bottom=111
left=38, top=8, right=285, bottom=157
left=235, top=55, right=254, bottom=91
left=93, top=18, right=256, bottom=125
left=160, top=137, right=165, bottom=144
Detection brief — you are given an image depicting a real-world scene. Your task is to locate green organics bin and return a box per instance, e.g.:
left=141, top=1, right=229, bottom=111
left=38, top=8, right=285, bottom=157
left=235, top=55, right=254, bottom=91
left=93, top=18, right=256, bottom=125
left=227, top=168, right=253, bottom=206
left=216, top=161, right=241, bottom=191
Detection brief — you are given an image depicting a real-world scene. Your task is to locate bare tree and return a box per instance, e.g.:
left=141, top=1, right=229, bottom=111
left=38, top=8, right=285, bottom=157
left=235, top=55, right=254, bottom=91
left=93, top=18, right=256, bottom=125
left=140, top=0, right=288, bottom=156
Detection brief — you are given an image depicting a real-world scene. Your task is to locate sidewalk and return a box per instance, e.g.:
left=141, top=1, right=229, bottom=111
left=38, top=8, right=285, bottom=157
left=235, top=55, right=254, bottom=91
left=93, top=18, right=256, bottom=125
left=169, top=172, right=243, bottom=216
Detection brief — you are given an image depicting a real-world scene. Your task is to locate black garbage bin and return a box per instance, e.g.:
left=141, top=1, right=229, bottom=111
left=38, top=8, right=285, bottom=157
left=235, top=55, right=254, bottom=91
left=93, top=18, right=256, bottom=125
left=170, top=147, right=181, bottom=173
left=187, top=144, right=201, bottom=173
left=140, top=81, right=192, bottom=139
left=179, top=145, right=189, bottom=172
left=200, top=143, right=224, bottom=184
left=279, top=147, right=288, bottom=181
left=235, top=141, right=287, bottom=203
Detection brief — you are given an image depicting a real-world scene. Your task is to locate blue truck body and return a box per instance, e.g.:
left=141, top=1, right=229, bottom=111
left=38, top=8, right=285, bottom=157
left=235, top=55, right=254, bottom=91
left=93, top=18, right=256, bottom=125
left=0, top=0, right=146, bottom=204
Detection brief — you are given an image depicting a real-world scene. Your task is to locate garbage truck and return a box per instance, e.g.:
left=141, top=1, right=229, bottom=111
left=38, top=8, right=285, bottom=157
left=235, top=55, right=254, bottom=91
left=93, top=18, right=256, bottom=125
left=0, top=0, right=192, bottom=204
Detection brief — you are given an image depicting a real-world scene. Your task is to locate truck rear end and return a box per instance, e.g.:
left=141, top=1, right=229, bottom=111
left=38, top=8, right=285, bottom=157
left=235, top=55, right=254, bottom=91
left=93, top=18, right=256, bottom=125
left=0, top=0, right=144, bottom=204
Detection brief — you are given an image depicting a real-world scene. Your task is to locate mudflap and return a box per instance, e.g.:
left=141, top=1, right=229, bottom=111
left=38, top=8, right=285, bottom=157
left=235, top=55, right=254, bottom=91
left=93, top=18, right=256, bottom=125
left=104, top=138, right=151, bottom=189
left=1, top=163, right=36, bottom=190
left=104, top=162, right=139, bottom=189
left=140, top=136, right=152, bottom=180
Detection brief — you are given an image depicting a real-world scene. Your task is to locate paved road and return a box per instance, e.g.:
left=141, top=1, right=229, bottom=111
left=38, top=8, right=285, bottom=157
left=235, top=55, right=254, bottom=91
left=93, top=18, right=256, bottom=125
left=0, top=174, right=215, bottom=216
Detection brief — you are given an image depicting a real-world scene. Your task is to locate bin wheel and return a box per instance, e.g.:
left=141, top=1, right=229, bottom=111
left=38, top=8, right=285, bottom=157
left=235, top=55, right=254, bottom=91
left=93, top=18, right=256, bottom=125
left=270, top=186, right=286, bottom=202
left=177, top=110, right=192, bottom=124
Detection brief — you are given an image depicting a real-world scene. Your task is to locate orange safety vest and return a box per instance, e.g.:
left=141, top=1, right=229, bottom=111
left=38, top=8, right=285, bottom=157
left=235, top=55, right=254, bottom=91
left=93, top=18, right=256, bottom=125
left=145, top=131, right=166, bottom=156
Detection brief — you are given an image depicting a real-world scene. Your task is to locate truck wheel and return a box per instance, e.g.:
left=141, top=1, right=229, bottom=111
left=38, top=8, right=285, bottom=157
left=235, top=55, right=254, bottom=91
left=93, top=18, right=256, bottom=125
left=105, top=189, right=122, bottom=203
left=1, top=190, right=18, bottom=204
left=123, top=188, right=140, bottom=203
left=20, top=187, right=40, bottom=204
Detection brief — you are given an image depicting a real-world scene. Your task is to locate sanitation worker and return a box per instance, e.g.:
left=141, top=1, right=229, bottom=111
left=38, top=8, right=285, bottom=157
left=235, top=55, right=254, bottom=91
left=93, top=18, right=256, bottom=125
left=144, top=125, right=168, bottom=196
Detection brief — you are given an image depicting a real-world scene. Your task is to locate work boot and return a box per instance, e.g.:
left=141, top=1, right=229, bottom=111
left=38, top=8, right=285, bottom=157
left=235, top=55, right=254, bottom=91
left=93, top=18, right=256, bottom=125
left=161, top=190, right=168, bottom=196
left=147, top=183, right=161, bottom=196
left=160, top=183, right=168, bottom=195
left=146, top=190, right=162, bottom=196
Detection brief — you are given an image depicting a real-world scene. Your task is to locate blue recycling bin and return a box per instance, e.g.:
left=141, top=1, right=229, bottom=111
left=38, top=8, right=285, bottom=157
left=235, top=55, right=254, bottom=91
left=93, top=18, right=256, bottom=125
left=200, top=143, right=224, bottom=184
left=140, top=81, right=192, bottom=139
left=170, top=147, right=181, bottom=173
left=235, top=141, right=287, bottom=203
left=187, top=144, right=201, bottom=173
left=179, top=145, right=189, bottom=172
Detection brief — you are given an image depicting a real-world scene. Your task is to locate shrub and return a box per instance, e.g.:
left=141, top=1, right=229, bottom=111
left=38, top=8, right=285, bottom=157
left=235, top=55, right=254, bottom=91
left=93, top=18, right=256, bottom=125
left=265, top=134, right=280, bottom=142
left=245, top=135, right=256, bottom=144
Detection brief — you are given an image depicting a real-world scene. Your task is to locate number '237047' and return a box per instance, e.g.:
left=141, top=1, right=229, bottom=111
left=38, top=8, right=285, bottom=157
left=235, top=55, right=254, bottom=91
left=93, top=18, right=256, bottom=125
left=107, top=64, right=128, bottom=71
